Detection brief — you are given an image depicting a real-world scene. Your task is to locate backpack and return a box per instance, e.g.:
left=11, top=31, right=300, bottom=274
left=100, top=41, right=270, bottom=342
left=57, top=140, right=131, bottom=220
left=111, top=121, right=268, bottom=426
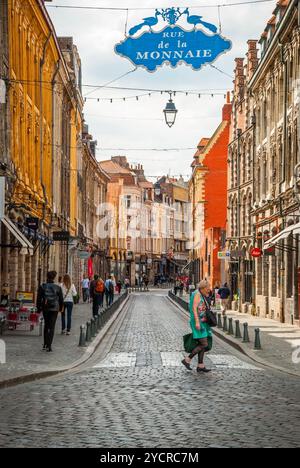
left=107, top=280, right=114, bottom=294
left=95, top=280, right=105, bottom=294
left=42, top=284, right=59, bottom=311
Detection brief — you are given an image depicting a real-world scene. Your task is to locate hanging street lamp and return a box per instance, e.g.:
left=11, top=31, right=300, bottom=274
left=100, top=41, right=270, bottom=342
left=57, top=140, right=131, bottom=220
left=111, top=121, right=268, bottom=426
left=163, top=93, right=178, bottom=128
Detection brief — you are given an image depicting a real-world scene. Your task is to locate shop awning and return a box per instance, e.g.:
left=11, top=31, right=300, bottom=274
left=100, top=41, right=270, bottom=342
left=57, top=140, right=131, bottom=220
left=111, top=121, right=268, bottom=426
left=1, top=216, right=34, bottom=255
left=263, top=222, right=300, bottom=250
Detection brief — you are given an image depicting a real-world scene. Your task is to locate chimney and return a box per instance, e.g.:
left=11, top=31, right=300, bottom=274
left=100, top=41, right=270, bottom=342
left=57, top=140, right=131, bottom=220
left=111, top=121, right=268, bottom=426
left=246, top=40, right=259, bottom=81
left=222, top=91, right=232, bottom=122
left=234, top=58, right=245, bottom=100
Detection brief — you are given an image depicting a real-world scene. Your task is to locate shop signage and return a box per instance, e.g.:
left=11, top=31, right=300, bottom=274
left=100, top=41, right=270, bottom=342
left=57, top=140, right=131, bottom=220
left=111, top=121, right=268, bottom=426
left=26, top=217, right=39, bottom=231
left=115, top=8, right=232, bottom=72
left=16, top=291, right=34, bottom=303
left=218, top=251, right=231, bottom=260
left=250, top=248, right=263, bottom=258
left=53, top=231, right=70, bottom=242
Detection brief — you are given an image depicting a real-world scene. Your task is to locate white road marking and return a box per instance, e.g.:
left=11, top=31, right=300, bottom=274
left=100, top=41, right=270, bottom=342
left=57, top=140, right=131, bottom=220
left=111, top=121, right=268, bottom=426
left=161, top=352, right=184, bottom=367
left=269, top=333, right=300, bottom=339
left=93, top=353, right=137, bottom=368
left=93, top=352, right=260, bottom=370
left=285, top=339, right=300, bottom=348
left=208, top=354, right=261, bottom=370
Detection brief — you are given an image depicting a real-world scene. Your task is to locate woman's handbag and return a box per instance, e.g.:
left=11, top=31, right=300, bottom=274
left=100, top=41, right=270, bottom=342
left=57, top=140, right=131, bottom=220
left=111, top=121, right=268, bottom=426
left=183, top=334, right=213, bottom=353
left=183, top=333, right=198, bottom=353
left=201, top=294, right=217, bottom=328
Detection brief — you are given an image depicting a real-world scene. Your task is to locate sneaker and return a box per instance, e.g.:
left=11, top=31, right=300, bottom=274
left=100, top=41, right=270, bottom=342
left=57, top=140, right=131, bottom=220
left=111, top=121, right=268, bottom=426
left=46, top=347, right=53, bottom=353
left=42, top=344, right=47, bottom=351
left=66, top=332, right=71, bottom=336
left=61, top=330, right=66, bottom=335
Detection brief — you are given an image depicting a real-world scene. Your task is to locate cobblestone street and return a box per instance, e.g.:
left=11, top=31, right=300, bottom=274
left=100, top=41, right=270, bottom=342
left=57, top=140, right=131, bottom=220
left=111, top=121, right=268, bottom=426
left=0, top=292, right=299, bottom=448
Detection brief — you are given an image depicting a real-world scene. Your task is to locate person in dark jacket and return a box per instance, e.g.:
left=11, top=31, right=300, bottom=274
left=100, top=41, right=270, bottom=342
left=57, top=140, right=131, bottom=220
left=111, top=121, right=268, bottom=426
left=218, top=283, right=231, bottom=315
left=90, top=275, right=105, bottom=316
left=37, top=271, right=63, bottom=352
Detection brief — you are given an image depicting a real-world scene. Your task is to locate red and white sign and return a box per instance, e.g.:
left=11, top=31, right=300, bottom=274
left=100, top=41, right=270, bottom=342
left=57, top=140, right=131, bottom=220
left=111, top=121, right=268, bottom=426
left=250, top=248, right=263, bottom=258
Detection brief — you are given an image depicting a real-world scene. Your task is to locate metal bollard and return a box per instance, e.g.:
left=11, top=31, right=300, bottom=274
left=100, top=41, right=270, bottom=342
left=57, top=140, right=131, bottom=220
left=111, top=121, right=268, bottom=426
left=243, top=322, right=250, bottom=343
left=86, top=321, right=91, bottom=342
left=228, top=317, right=234, bottom=335
left=91, top=318, right=96, bottom=337
left=254, top=328, right=262, bottom=350
left=217, top=313, right=222, bottom=329
left=78, top=325, right=86, bottom=347
left=235, top=320, right=242, bottom=339
left=223, top=315, right=228, bottom=332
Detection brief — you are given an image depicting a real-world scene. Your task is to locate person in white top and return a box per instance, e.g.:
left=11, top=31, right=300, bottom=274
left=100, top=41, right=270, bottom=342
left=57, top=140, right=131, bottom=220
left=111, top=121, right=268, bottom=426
left=61, top=274, right=77, bottom=335
left=81, top=276, right=90, bottom=303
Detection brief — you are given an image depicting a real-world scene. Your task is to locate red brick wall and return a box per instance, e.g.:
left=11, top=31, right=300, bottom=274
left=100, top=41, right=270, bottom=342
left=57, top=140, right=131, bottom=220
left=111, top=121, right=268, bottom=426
left=203, top=123, right=229, bottom=231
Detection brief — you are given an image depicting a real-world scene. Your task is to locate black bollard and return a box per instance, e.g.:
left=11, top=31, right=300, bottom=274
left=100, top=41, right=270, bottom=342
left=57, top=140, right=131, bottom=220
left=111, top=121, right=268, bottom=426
left=243, top=322, right=250, bottom=343
left=228, top=317, right=234, bottom=335
left=254, top=328, right=262, bottom=350
left=223, top=315, right=228, bottom=332
left=78, top=325, right=86, bottom=347
left=217, top=313, right=222, bottom=329
left=235, top=320, right=242, bottom=339
left=91, top=318, right=96, bottom=337
left=86, top=321, right=91, bottom=342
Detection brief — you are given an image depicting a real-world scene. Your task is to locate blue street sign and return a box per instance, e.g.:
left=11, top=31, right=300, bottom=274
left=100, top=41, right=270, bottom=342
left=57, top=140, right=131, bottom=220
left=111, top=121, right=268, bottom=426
left=115, top=8, right=232, bottom=73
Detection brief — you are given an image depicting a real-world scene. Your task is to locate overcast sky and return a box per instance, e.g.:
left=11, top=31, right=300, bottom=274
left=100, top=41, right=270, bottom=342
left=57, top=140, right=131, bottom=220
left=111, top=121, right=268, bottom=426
left=47, top=0, right=275, bottom=180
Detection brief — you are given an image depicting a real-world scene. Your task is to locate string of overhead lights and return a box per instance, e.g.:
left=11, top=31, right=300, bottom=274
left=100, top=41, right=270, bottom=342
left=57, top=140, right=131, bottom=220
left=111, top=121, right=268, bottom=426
left=47, top=0, right=274, bottom=12
left=0, top=77, right=229, bottom=103
left=84, top=91, right=227, bottom=103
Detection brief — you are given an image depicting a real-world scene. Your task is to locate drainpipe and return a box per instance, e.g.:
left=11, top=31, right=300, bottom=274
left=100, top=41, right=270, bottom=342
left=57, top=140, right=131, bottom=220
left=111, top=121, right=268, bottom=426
left=237, top=128, right=242, bottom=312
left=278, top=39, right=288, bottom=323
left=51, top=60, right=60, bottom=224
left=40, top=32, right=52, bottom=223
left=37, top=32, right=52, bottom=285
left=251, top=113, right=257, bottom=311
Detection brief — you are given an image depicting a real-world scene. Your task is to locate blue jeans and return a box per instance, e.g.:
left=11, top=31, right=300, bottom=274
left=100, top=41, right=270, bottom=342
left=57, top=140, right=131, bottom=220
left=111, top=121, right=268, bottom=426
left=62, top=302, right=73, bottom=332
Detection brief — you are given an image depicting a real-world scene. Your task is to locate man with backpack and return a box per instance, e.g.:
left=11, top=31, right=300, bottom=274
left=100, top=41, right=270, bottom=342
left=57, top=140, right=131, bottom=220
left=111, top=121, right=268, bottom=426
left=90, top=275, right=105, bottom=317
left=105, top=276, right=115, bottom=307
left=37, top=271, right=64, bottom=352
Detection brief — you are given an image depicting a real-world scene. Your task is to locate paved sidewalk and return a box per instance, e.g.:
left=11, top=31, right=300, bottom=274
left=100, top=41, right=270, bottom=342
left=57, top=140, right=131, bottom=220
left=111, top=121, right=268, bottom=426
left=0, top=295, right=124, bottom=385
left=170, top=293, right=300, bottom=377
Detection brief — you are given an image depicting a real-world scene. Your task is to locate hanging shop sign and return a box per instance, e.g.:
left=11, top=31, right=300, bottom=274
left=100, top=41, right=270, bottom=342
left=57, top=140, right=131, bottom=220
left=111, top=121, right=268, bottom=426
left=115, top=8, right=232, bottom=73
left=53, top=231, right=70, bottom=242
left=250, top=248, right=263, bottom=258
left=77, top=250, right=91, bottom=260
left=218, top=251, right=231, bottom=260
left=26, top=217, right=39, bottom=231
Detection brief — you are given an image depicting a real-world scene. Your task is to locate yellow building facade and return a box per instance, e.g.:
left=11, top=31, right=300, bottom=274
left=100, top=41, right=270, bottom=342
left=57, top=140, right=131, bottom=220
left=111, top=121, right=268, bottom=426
left=4, top=0, right=81, bottom=298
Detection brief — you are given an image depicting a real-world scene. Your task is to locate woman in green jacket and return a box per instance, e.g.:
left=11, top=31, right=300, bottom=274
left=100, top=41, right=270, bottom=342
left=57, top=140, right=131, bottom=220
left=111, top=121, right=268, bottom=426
left=182, top=280, right=213, bottom=373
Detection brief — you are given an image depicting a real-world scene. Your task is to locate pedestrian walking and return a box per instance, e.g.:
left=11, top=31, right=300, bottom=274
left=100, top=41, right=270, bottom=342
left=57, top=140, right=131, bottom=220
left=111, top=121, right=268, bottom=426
left=81, top=276, right=90, bottom=303
left=143, top=274, right=149, bottom=291
left=182, top=280, right=213, bottom=373
left=124, top=277, right=130, bottom=289
left=37, top=271, right=64, bottom=352
left=90, top=275, right=105, bottom=316
left=61, top=275, right=77, bottom=336
left=116, top=279, right=122, bottom=295
left=105, top=276, right=115, bottom=307
left=218, top=283, right=231, bottom=315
